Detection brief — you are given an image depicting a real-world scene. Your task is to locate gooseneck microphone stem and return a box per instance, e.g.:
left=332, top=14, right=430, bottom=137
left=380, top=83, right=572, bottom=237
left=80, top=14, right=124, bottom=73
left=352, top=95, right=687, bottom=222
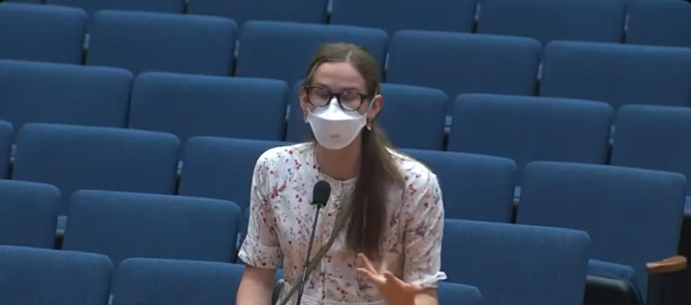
left=296, top=205, right=323, bottom=305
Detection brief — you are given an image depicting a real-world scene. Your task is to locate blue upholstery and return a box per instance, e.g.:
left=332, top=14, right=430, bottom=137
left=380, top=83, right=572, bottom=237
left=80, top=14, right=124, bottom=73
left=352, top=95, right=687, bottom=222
left=626, top=0, right=691, bottom=48
left=610, top=105, right=691, bottom=213
left=0, top=180, right=59, bottom=248
left=179, top=137, right=288, bottom=244
left=540, top=41, right=691, bottom=109
left=401, top=149, right=516, bottom=222
left=179, top=137, right=288, bottom=211
left=447, top=94, right=612, bottom=172
left=437, top=282, right=484, bottom=305
left=517, top=161, right=687, bottom=300
left=330, top=0, right=476, bottom=35
left=587, top=259, right=637, bottom=289
left=476, top=0, right=625, bottom=45
left=284, top=81, right=311, bottom=143
left=62, top=190, right=241, bottom=265
left=12, top=123, right=180, bottom=217
left=87, top=10, right=238, bottom=76
left=235, top=21, right=388, bottom=87
left=387, top=31, right=541, bottom=112
left=188, top=0, right=328, bottom=26
left=285, top=82, right=447, bottom=150
left=443, top=219, right=590, bottom=305
left=111, top=258, right=241, bottom=305
left=0, top=245, right=112, bottom=305
left=47, top=0, right=184, bottom=16
left=0, top=60, right=132, bottom=131
left=375, top=84, right=447, bottom=150
left=0, top=3, right=86, bottom=64
left=130, top=72, right=288, bottom=143
left=0, top=121, right=12, bottom=179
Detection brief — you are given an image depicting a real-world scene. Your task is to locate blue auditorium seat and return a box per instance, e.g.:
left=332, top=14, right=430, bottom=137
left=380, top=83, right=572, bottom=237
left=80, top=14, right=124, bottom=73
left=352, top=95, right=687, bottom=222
left=62, top=190, right=240, bottom=265
left=447, top=94, right=612, bottom=172
left=540, top=41, right=691, bottom=109
left=517, top=162, right=686, bottom=303
left=87, top=10, right=238, bottom=76
left=130, top=72, right=289, bottom=143
left=476, top=0, right=626, bottom=45
left=179, top=137, right=287, bottom=212
left=443, top=219, right=590, bottom=305
left=110, top=258, right=242, bottom=305
left=0, top=3, right=86, bottom=64
left=284, top=81, right=314, bottom=143
left=330, top=0, right=476, bottom=35
left=387, top=31, right=541, bottom=113
left=438, top=282, right=484, bottom=305
left=401, top=149, right=516, bottom=222
left=179, top=137, right=288, bottom=245
left=0, top=180, right=59, bottom=248
left=0, top=60, right=132, bottom=131
left=188, top=0, right=328, bottom=26
left=610, top=105, right=691, bottom=212
left=0, top=245, right=112, bottom=305
left=235, top=21, right=388, bottom=87
left=285, top=82, right=447, bottom=150
left=0, top=121, right=11, bottom=179
left=370, top=84, right=447, bottom=150
left=12, top=124, right=180, bottom=226
left=626, top=0, right=691, bottom=48
left=47, top=0, right=184, bottom=16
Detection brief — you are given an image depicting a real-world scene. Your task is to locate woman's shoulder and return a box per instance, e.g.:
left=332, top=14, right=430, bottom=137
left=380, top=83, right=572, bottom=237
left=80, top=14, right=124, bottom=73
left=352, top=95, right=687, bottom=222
left=255, top=142, right=313, bottom=171
left=388, top=148, right=439, bottom=190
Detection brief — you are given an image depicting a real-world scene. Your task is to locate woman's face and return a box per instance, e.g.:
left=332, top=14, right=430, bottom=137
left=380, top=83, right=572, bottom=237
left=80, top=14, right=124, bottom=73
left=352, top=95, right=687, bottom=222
left=300, top=62, right=382, bottom=120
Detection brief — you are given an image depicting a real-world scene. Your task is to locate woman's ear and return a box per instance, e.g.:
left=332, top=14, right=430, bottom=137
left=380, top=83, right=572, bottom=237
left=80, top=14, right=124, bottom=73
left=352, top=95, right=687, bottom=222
left=367, top=94, right=383, bottom=122
left=299, top=87, right=310, bottom=117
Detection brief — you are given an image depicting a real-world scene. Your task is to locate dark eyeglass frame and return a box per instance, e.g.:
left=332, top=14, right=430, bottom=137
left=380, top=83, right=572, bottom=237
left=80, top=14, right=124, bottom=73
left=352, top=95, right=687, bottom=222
left=303, top=85, right=371, bottom=111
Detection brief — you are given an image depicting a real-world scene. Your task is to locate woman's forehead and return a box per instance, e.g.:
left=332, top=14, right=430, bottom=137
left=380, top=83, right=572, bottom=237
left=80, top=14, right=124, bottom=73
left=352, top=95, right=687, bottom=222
left=312, top=62, right=366, bottom=91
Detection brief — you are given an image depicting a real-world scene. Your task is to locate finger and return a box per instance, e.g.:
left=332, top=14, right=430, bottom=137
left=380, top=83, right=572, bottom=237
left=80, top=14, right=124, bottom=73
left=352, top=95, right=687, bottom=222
left=357, top=253, right=378, bottom=274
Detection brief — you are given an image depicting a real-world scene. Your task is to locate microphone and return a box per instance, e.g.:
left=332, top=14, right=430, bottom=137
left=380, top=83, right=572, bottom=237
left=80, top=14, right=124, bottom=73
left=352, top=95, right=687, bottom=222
left=295, top=180, right=331, bottom=305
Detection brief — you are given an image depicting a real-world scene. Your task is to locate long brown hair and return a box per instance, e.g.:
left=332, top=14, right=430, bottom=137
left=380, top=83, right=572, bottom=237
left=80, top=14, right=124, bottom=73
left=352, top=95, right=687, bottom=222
left=304, top=43, right=403, bottom=261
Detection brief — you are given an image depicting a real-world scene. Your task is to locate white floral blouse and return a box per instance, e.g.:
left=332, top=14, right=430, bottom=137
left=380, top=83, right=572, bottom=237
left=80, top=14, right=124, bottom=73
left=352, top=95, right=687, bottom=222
left=238, top=143, right=446, bottom=305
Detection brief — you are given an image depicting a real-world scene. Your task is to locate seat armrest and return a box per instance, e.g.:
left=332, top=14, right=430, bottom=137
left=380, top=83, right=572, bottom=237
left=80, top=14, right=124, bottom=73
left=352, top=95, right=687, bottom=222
left=646, top=255, right=687, bottom=274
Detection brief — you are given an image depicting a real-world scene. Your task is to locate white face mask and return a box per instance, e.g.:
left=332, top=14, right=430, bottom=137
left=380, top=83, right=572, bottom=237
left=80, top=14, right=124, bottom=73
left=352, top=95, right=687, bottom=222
left=306, top=97, right=371, bottom=150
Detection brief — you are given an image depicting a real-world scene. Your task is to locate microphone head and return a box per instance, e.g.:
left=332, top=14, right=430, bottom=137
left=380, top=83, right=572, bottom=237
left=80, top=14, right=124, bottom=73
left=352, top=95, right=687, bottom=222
left=312, top=180, right=331, bottom=208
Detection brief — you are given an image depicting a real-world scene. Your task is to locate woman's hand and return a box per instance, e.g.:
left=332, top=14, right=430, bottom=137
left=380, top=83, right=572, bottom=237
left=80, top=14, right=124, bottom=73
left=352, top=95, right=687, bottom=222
left=356, top=253, right=423, bottom=305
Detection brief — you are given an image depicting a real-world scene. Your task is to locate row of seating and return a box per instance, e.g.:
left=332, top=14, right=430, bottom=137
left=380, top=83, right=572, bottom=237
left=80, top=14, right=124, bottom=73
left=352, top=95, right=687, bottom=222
left=5, top=245, right=477, bottom=305
left=2, top=155, right=683, bottom=304
left=3, top=61, right=691, bottom=200
left=3, top=4, right=691, bottom=112
left=9, top=0, right=691, bottom=49
left=0, top=119, right=689, bottom=219
left=0, top=219, right=599, bottom=305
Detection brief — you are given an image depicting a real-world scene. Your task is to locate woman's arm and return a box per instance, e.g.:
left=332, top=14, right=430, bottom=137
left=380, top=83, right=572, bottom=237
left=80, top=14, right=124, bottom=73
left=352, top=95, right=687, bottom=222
left=237, top=265, right=276, bottom=305
left=401, top=169, right=446, bottom=305
left=415, top=290, right=439, bottom=305
left=236, top=153, right=283, bottom=305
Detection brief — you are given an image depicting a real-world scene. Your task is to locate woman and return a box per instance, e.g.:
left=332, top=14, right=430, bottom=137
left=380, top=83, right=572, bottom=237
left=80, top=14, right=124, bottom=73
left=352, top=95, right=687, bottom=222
left=236, top=42, right=446, bottom=305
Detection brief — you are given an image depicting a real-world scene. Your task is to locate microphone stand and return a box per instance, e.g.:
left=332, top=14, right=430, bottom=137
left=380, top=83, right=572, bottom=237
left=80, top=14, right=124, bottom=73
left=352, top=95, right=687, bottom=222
left=296, top=204, right=323, bottom=305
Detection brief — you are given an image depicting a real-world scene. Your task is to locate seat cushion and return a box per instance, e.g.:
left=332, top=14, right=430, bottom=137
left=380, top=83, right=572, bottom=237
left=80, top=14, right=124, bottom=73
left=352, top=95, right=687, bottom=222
left=587, top=259, right=642, bottom=303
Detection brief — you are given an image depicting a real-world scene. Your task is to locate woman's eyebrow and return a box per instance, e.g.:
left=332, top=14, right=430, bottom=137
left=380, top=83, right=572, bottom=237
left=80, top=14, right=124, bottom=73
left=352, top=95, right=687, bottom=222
left=312, top=82, right=361, bottom=92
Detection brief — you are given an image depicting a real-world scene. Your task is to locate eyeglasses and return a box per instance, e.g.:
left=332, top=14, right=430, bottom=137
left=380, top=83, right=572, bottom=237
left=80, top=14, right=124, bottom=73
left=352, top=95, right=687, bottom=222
left=304, top=85, right=369, bottom=111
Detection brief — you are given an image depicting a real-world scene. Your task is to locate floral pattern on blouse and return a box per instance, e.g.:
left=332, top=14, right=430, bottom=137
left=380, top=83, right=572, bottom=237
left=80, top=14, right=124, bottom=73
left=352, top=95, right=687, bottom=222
left=238, top=143, right=446, bottom=305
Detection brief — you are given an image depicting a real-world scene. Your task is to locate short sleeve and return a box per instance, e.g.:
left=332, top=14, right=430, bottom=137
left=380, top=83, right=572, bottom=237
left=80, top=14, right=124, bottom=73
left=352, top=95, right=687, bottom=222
left=402, top=170, right=447, bottom=288
left=237, top=153, right=282, bottom=268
